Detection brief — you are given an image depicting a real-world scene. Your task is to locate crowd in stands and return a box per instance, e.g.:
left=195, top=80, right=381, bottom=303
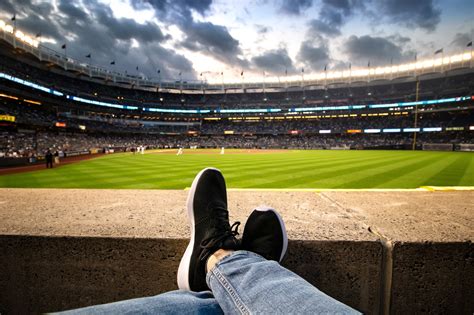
left=1, top=49, right=474, bottom=111
left=1, top=129, right=473, bottom=158
left=0, top=48, right=473, bottom=160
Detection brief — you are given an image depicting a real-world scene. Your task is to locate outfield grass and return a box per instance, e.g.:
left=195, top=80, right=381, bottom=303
left=0, top=149, right=473, bottom=189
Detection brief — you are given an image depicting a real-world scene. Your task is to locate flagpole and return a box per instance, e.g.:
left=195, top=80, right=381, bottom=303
left=157, top=70, right=161, bottom=93
left=285, top=69, right=289, bottom=101
left=221, top=72, right=224, bottom=92
left=263, top=71, right=266, bottom=101
left=12, top=14, right=16, bottom=49
left=470, top=38, right=473, bottom=69
left=324, top=65, right=327, bottom=88
left=301, top=68, right=305, bottom=102
left=349, top=63, right=352, bottom=84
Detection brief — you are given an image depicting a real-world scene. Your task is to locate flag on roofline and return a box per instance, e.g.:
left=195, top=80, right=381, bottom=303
left=85, top=53, right=91, bottom=58
left=301, top=68, right=304, bottom=73
left=468, top=41, right=473, bottom=47
left=136, top=66, right=139, bottom=71
left=285, top=69, right=287, bottom=75
left=324, top=65, right=327, bottom=71
left=368, top=61, right=370, bottom=67
left=157, top=69, right=161, bottom=73
left=110, top=60, right=115, bottom=65
left=11, top=14, right=16, bottom=21
left=61, top=44, right=66, bottom=49
left=349, top=63, right=351, bottom=70
left=414, top=53, right=417, bottom=61
left=241, top=71, right=243, bottom=76
left=434, top=48, right=443, bottom=54
left=35, top=32, right=41, bottom=38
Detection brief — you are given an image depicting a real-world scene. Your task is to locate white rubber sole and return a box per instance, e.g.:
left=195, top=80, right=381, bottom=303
left=177, top=167, right=220, bottom=290
left=254, top=206, right=288, bottom=262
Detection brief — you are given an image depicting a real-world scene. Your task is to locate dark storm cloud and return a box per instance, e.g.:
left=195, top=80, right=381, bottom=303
left=140, top=0, right=247, bottom=68
left=279, top=0, right=313, bottom=15
left=307, top=19, right=341, bottom=37
left=297, top=40, right=330, bottom=71
left=180, top=20, right=248, bottom=67
left=58, top=1, right=89, bottom=21
left=251, top=48, right=296, bottom=74
left=0, top=0, right=197, bottom=79
left=345, top=35, right=414, bottom=66
left=375, top=0, right=441, bottom=31
left=140, top=0, right=213, bottom=20
left=450, top=31, right=473, bottom=49
left=306, top=0, right=364, bottom=37
left=94, top=5, right=167, bottom=43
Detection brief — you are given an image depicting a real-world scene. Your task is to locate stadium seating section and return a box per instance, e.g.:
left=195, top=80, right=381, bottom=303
left=0, top=39, right=473, bottom=159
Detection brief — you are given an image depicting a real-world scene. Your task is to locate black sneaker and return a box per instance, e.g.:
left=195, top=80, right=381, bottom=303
left=242, top=206, right=288, bottom=262
left=177, top=167, right=240, bottom=292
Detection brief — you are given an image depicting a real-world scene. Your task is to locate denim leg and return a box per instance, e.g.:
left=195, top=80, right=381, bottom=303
left=206, top=251, right=361, bottom=314
left=50, top=290, right=223, bottom=315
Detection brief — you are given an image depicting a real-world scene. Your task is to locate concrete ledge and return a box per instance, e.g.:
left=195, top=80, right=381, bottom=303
left=390, top=241, right=473, bottom=314
left=0, top=189, right=472, bottom=314
left=0, top=236, right=382, bottom=314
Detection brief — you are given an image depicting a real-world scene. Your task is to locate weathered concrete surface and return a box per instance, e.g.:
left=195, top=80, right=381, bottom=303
left=0, top=189, right=380, bottom=314
left=0, top=189, right=473, bottom=314
left=323, top=191, right=473, bottom=242
left=324, top=191, right=474, bottom=314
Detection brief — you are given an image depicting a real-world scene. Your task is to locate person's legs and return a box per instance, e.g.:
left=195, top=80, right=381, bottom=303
left=206, top=250, right=360, bottom=314
left=50, top=290, right=223, bottom=315
left=179, top=168, right=361, bottom=314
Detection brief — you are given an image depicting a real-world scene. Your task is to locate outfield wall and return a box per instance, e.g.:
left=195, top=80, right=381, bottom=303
left=0, top=189, right=472, bottom=314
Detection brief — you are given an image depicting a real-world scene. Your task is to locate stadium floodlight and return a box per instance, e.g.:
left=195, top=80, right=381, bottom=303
left=319, top=130, right=331, bottom=134
left=403, top=128, right=420, bottom=132
left=422, top=127, right=442, bottom=132
left=0, top=20, right=39, bottom=47
left=4, top=24, right=14, bottom=33
left=383, top=128, right=402, bottom=133
left=364, top=129, right=381, bottom=133
left=469, top=126, right=474, bottom=131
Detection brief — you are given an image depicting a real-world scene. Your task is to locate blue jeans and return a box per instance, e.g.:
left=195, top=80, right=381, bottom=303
left=54, top=251, right=360, bottom=314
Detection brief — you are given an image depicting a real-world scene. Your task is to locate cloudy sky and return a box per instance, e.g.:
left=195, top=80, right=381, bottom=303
left=0, top=0, right=473, bottom=82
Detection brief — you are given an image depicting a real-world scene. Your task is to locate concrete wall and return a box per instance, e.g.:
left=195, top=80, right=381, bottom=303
left=0, top=189, right=472, bottom=314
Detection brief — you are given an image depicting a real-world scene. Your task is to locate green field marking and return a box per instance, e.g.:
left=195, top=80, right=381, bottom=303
left=0, top=150, right=473, bottom=189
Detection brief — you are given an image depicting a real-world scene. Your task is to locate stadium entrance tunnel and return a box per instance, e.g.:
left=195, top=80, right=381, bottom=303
left=0, top=189, right=472, bottom=314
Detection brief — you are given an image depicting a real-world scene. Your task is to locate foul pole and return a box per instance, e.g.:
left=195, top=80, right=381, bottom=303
left=412, top=79, right=420, bottom=150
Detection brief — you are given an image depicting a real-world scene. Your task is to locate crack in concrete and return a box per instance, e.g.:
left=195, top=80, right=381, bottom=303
left=320, top=192, right=394, bottom=315
left=368, top=226, right=393, bottom=315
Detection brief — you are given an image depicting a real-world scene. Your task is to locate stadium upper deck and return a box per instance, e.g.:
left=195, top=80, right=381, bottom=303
left=0, top=18, right=473, bottom=137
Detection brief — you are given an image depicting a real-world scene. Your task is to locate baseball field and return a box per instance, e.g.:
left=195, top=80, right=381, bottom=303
left=0, top=149, right=473, bottom=189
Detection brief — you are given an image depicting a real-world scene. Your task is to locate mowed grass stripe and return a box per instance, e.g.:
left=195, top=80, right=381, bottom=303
left=221, top=151, right=396, bottom=185
left=460, top=155, right=474, bottom=186
left=247, top=153, right=415, bottom=188
left=421, top=153, right=473, bottom=186
left=0, top=150, right=472, bottom=189
left=335, top=154, right=443, bottom=188
left=371, top=154, right=459, bottom=188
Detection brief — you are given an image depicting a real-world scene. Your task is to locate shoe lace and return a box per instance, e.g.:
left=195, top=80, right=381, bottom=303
left=199, top=205, right=241, bottom=261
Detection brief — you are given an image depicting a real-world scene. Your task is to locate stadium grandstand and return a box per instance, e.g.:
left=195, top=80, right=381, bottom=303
left=0, top=19, right=473, bottom=164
